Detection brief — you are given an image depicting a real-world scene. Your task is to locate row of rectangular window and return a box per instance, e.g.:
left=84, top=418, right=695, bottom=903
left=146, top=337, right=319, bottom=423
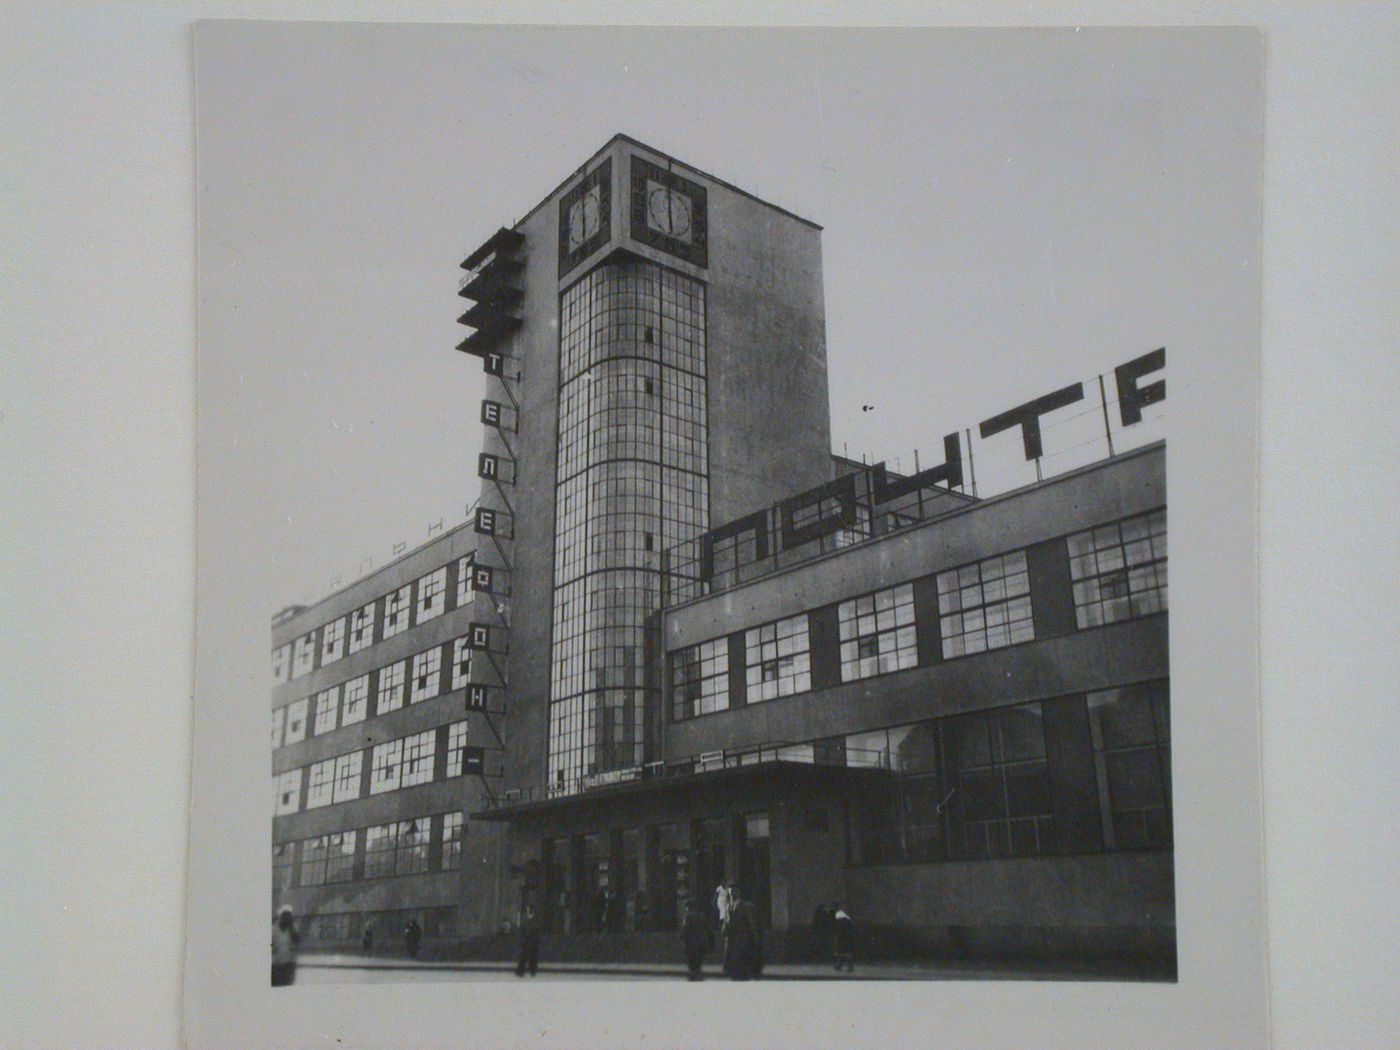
left=273, top=721, right=469, bottom=815
left=273, top=635, right=473, bottom=750
left=282, top=811, right=464, bottom=887
left=273, top=554, right=478, bottom=683
left=670, top=510, right=1167, bottom=722
left=846, top=681, right=1171, bottom=861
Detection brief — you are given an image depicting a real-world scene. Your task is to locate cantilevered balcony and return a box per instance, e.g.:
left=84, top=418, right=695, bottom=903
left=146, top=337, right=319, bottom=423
left=456, top=226, right=526, bottom=358
left=455, top=315, right=523, bottom=356
left=461, top=226, right=525, bottom=272
left=457, top=294, right=523, bottom=330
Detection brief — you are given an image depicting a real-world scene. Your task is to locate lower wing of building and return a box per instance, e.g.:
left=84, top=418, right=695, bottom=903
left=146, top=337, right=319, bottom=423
left=469, top=441, right=1171, bottom=968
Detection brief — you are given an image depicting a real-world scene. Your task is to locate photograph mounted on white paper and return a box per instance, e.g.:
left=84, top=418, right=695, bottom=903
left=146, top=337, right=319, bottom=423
left=189, top=19, right=1264, bottom=1045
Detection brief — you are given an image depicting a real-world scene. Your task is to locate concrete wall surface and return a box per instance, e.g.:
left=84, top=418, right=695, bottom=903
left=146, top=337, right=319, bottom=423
left=666, top=615, right=1167, bottom=759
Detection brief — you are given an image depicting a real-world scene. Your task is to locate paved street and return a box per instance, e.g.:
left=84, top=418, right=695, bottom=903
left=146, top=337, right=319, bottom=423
left=294, top=952, right=1168, bottom=984
left=297, top=953, right=954, bottom=983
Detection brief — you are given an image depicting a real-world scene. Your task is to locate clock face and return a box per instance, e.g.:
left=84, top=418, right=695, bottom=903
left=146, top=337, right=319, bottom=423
left=645, top=181, right=692, bottom=243
left=558, top=158, right=611, bottom=277
left=630, top=156, right=708, bottom=268
left=568, top=186, right=602, bottom=251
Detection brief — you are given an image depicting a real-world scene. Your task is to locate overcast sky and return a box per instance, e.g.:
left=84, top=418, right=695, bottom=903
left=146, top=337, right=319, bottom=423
left=197, top=23, right=1255, bottom=609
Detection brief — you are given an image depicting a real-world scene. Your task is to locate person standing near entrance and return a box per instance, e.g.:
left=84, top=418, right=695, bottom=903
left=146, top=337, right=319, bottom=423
left=361, top=920, right=374, bottom=957
left=403, top=917, right=422, bottom=959
left=515, top=902, right=542, bottom=977
left=724, top=890, right=762, bottom=980
left=714, top=882, right=732, bottom=930
left=681, top=899, right=711, bottom=981
left=271, top=905, right=300, bottom=987
left=832, top=904, right=855, bottom=972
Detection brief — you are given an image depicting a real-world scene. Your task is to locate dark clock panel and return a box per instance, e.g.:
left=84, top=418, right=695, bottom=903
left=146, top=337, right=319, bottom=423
left=558, top=157, right=612, bottom=278
left=630, top=155, right=708, bottom=269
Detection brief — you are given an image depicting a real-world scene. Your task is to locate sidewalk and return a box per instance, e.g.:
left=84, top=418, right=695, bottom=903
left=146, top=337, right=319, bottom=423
left=300, top=952, right=1168, bottom=982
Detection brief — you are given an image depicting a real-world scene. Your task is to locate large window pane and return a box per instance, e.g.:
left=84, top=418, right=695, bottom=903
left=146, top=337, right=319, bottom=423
left=1088, top=681, right=1173, bottom=850
left=1068, top=510, right=1167, bottom=628
left=937, top=550, right=1034, bottom=658
left=744, top=614, right=811, bottom=702
left=837, top=582, right=918, bottom=681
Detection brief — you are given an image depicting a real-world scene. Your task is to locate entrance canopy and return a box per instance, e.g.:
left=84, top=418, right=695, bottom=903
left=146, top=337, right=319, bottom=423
left=472, top=744, right=890, bottom=823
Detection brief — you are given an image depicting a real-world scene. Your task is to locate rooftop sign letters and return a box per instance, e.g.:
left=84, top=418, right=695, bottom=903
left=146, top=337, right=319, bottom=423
left=691, top=348, right=1165, bottom=584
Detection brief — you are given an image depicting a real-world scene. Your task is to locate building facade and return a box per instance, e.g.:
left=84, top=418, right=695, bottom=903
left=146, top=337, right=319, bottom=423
left=480, top=442, right=1171, bottom=965
left=452, top=135, right=836, bottom=934
left=270, top=523, right=486, bottom=950
left=272, top=135, right=1171, bottom=970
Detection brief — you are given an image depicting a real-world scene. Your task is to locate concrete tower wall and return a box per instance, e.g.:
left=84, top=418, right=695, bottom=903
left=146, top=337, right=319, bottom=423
left=455, top=137, right=835, bottom=934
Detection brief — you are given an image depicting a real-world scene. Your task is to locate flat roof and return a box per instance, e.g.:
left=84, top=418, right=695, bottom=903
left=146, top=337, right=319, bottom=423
left=504, top=133, right=823, bottom=241
left=662, top=440, right=1166, bottom=617
left=271, top=517, right=478, bottom=627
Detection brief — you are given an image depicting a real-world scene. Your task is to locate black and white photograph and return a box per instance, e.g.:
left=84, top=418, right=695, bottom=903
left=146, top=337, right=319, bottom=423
left=12, top=4, right=1400, bottom=1049
left=189, top=17, right=1265, bottom=1047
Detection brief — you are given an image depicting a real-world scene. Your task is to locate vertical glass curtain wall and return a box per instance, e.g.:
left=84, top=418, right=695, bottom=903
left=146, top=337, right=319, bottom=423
left=549, top=259, right=708, bottom=791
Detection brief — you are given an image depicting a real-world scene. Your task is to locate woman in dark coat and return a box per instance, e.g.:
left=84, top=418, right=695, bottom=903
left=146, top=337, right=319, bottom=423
left=724, top=895, right=762, bottom=980
left=681, top=899, right=712, bottom=980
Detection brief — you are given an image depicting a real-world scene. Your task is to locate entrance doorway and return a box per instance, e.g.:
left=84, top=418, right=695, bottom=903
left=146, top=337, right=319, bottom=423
left=651, top=822, right=689, bottom=931
left=541, top=838, right=566, bottom=933
left=695, top=817, right=728, bottom=925
left=739, top=811, right=772, bottom=929
left=571, top=833, right=609, bottom=933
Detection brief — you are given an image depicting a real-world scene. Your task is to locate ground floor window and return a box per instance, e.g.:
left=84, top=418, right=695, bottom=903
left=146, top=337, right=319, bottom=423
left=949, top=704, right=1054, bottom=859
left=298, top=906, right=457, bottom=945
left=364, top=818, right=429, bottom=879
left=848, top=681, right=1170, bottom=865
left=1088, top=681, right=1172, bottom=849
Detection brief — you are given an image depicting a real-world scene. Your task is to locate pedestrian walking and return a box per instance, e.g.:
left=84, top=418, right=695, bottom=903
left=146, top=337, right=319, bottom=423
left=832, top=904, right=855, bottom=972
left=724, top=891, right=762, bottom=981
left=361, top=920, right=374, bottom=957
left=403, top=917, right=422, bottom=959
left=515, top=903, right=542, bottom=977
left=271, top=905, right=300, bottom=987
left=681, top=899, right=712, bottom=981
